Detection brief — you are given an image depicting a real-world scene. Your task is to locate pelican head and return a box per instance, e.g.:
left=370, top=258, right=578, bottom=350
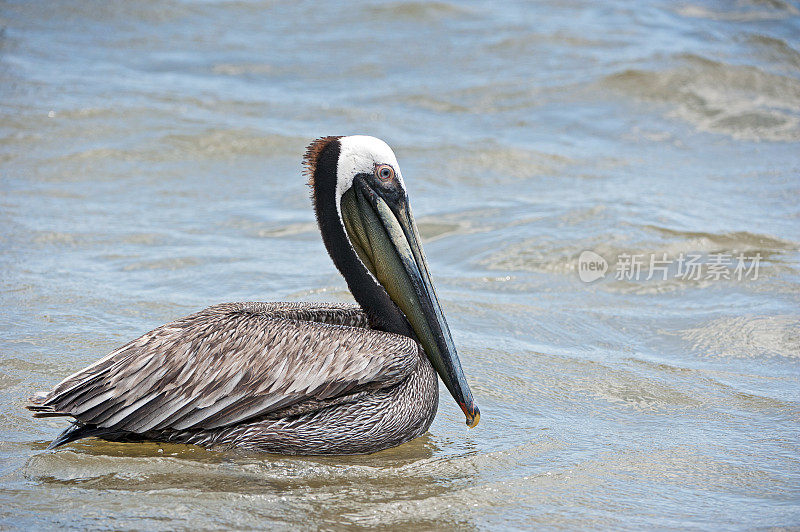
left=305, top=135, right=479, bottom=428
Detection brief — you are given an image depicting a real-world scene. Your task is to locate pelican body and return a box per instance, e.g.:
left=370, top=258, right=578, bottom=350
left=28, top=136, right=480, bottom=455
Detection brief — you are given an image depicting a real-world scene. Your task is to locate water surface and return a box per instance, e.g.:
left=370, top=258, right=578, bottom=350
left=1, top=0, right=799, bottom=529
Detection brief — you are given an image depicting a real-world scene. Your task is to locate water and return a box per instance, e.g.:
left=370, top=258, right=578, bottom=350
left=1, top=0, right=799, bottom=529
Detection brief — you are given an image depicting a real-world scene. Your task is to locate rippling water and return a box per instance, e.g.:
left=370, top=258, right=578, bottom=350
left=2, top=0, right=799, bottom=529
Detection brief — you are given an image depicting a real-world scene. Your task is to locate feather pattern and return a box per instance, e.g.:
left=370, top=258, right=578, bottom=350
left=28, top=302, right=437, bottom=453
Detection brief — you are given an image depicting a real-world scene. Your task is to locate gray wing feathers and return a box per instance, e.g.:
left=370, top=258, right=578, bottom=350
left=28, top=302, right=418, bottom=434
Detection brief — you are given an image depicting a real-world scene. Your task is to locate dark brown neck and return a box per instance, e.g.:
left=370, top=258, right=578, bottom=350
left=310, top=139, right=413, bottom=337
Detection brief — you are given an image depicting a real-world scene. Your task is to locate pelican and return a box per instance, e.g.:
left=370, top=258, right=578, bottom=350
left=27, top=135, right=480, bottom=455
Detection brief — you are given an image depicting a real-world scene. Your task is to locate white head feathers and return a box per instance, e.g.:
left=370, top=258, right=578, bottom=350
left=335, top=135, right=405, bottom=206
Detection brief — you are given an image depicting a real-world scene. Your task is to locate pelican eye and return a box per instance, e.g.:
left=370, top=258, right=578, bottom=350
left=375, top=164, right=395, bottom=181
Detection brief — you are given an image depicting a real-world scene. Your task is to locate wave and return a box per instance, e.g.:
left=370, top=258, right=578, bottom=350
left=680, top=315, right=800, bottom=359
left=601, top=53, right=800, bottom=142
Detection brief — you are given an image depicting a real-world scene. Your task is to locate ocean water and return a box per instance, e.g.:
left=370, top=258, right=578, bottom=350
left=1, top=0, right=799, bottom=529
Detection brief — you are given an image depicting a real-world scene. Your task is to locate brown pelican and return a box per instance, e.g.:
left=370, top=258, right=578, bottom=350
left=27, top=135, right=480, bottom=455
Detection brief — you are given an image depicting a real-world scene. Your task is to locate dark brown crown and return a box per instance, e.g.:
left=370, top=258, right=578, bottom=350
left=303, top=136, right=343, bottom=188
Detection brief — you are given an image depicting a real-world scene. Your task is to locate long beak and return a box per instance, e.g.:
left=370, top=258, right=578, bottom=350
left=341, top=177, right=480, bottom=428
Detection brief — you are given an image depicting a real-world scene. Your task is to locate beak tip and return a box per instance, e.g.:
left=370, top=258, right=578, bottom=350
left=463, top=403, right=480, bottom=428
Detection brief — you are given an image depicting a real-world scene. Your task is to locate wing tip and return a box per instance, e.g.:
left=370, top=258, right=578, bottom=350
left=26, top=392, right=67, bottom=417
left=46, top=422, right=113, bottom=449
left=47, top=422, right=85, bottom=449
